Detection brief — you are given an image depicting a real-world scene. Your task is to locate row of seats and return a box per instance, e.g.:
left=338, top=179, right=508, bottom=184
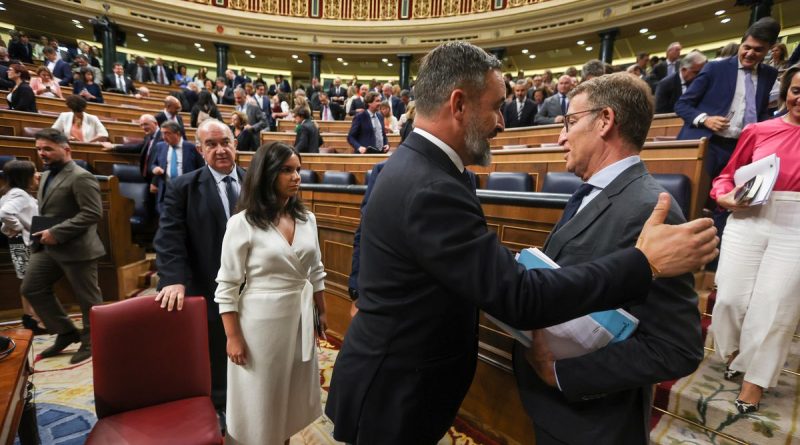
left=303, top=169, right=691, bottom=218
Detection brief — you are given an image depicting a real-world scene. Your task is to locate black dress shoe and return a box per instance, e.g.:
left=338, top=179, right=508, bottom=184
left=735, top=399, right=760, bottom=414
left=39, top=330, right=81, bottom=358
left=69, top=343, right=91, bottom=364
left=21, top=315, right=48, bottom=336
left=723, top=366, right=742, bottom=381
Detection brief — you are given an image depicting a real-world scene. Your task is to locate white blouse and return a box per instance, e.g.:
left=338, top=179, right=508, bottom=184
left=51, top=112, right=109, bottom=141
left=0, top=188, right=39, bottom=245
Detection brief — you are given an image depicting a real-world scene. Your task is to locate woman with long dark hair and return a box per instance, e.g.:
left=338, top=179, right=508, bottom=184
left=190, top=90, right=221, bottom=128
left=0, top=160, right=46, bottom=334
left=215, top=142, right=326, bottom=445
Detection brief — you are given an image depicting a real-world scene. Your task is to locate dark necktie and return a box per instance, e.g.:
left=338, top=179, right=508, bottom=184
left=552, top=183, right=594, bottom=233
left=560, top=95, right=567, bottom=115
left=222, top=176, right=239, bottom=218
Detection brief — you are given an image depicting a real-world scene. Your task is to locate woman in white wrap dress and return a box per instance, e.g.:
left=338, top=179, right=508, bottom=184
left=215, top=141, right=327, bottom=445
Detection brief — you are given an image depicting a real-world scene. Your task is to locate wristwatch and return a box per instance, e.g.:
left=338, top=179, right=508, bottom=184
left=698, top=115, right=707, bottom=127
left=348, top=287, right=359, bottom=301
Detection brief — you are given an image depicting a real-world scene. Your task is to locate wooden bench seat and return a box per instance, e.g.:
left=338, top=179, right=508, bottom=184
left=0, top=109, right=197, bottom=144
left=241, top=138, right=709, bottom=219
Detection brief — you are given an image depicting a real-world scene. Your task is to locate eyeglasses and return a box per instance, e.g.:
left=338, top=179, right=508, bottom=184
left=562, top=108, right=604, bottom=133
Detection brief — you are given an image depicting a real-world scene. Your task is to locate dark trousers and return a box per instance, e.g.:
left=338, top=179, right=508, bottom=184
left=20, top=251, right=102, bottom=343
left=208, top=315, right=227, bottom=410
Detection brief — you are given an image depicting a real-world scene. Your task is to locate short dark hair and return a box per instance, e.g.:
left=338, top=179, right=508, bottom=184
left=9, top=64, right=30, bottom=81
left=65, top=95, right=88, bottom=113
left=113, top=62, right=124, bottom=68
left=42, top=47, right=55, bottom=56
left=779, top=64, right=800, bottom=104
left=294, top=106, right=311, bottom=119
left=78, top=66, right=94, bottom=82
left=414, top=42, right=501, bottom=117
left=0, top=160, right=36, bottom=195
left=365, top=91, right=380, bottom=105
left=581, top=59, right=606, bottom=79
left=570, top=72, right=654, bottom=150
left=238, top=142, right=307, bottom=229
left=34, top=128, right=69, bottom=145
left=743, top=17, right=780, bottom=46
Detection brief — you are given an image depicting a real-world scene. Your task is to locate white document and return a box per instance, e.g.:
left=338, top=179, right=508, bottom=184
left=485, top=248, right=639, bottom=359
left=733, top=153, right=780, bottom=206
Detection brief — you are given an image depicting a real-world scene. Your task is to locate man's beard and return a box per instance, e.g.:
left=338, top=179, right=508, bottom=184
left=464, top=116, right=492, bottom=167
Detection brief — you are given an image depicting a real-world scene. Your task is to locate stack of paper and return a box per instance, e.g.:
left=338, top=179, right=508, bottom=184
left=485, top=248, right=639, bottom=359
left=733, top=153, right=780, bottom=206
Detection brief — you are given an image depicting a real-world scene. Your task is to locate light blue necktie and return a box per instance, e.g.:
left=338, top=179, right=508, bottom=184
left=743, top=70, right=757, bottom=126
left=169, top=147, right=178, bottom=178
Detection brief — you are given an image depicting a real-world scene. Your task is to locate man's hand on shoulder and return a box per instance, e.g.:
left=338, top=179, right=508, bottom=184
left=155, top=284, right=185, bottom=311
left=636, top=193, right=719, bottom=277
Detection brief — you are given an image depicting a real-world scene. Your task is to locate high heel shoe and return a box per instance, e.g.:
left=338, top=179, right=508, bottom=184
left=735, top=399, right=759, bottom=414
left=21, top=315, right=48, bottom=336
left=723, top=366, right=742, bottom=381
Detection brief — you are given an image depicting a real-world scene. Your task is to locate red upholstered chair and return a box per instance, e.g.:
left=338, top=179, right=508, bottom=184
left=85, top=297, right=222, bottom=445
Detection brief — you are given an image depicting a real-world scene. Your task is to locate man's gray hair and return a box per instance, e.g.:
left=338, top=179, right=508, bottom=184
left=515, top=79, right=528, bottom=87
left=196, top=118, right=233, bottom=145
left=680, top=50, right=707, bottom=69
left=569, top=72, right=654, bottom=150
left=414, top=42, right=501, bottom=117
left=233, top=87, right=246, bottom=97
left=160, top=120, right=182, bottom=134
left=139, top=114, right=157, bottom=124
left=581, top=59, right=606, bottom=79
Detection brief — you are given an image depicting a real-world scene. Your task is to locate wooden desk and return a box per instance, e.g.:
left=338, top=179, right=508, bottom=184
left=0, top=329, right=33, bottom=445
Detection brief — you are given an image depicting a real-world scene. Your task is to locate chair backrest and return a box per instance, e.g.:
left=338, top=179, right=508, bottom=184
left=22, top=127, right=44, bottom=138
left=112, top=163, right=145, bottom=183
left=0, top=155, right=15, bottom=170
left=653, top=173, right=691, bottom=219
left=322, top=170, right=355, bottom=185
left=541, top=172, right=582, bottom=194
left=73, top=159, right=91, bottom=172
left=299, top=169, right=317, bottom=184
left=485, top=172, right=533, bottom=192
left=90, top=297, right=211, bottom=418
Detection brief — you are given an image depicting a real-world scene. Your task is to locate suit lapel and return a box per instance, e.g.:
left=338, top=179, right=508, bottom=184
left=544, top=162, right=648, bottom=259
left=41, top=161, right=75, bottom=208
left=199, top=167, right=228, bottom=229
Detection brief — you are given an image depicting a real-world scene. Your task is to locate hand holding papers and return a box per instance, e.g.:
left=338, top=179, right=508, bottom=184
left=486, top=248, right=639, bottom=360
left=733, top=153, right=780, bottom=206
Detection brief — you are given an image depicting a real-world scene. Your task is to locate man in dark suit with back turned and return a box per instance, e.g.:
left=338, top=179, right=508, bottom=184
left=347, top=91, right=388, bottom=153
left=503, top=79, right=537, bottom=128
left=513, top=73, right=703, bottom=445
left=153, top=119, right=246, bottom=411
left=325, top=41, right=719, bottom=444
left=654, top=50, right=707, bottom=114
left=22, top=129, right=105, bottom=365
left=293, top=106, right=322, bottom=153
